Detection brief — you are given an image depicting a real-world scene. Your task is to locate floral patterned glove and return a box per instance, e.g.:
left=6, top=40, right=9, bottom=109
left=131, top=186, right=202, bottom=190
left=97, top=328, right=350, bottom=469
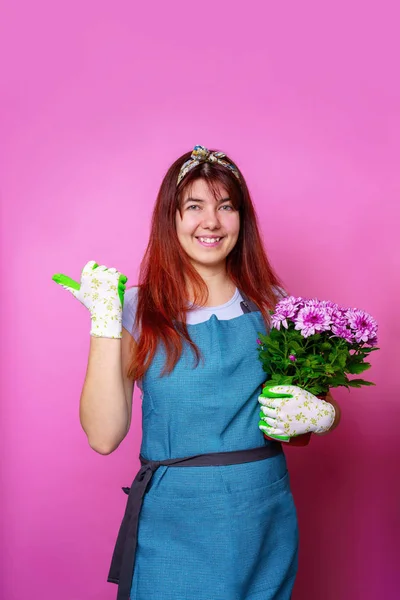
left=52, top=260, right=127, bottom=338
left=258, top=385, right=336, bottom=442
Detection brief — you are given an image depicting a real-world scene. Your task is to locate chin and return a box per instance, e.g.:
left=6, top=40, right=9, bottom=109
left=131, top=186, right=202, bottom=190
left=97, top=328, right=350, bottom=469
left=192, top=257, right=229, bottom=270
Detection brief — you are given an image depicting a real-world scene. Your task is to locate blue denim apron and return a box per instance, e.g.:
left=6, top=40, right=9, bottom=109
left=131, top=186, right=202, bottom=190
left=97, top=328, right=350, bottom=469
left=109, top=295, right=299, bottom=599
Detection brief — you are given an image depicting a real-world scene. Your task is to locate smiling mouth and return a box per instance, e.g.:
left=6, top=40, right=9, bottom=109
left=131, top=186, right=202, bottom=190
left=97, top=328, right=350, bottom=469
left=196, top=236, right=223, bottom=243
left=195, top=236, right=225, bottom=248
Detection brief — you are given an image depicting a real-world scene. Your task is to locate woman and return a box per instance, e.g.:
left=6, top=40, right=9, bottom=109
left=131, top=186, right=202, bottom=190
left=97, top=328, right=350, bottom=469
left=53, top=145, right=340, bottom=600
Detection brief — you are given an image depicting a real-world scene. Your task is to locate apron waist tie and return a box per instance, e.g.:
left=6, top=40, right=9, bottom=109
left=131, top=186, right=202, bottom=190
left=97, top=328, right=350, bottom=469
left=107, top=442, right=283, bottom=600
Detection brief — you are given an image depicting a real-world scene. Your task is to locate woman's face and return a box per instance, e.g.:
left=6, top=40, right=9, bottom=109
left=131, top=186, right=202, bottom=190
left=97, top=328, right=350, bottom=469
left=175, top=178, right=240, bottom=273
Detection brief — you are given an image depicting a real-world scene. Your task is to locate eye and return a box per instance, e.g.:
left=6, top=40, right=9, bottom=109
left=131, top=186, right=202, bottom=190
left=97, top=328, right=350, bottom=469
left=186, top=204, right=201, bottom=210
left=219, top=204, right=234, bottom=211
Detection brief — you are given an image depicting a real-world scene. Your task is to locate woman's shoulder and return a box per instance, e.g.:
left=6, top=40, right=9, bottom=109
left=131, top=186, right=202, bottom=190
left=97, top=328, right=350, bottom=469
left=272, top=285, right=288, bottom=300
left=124, top=285, right=139, bottom=305
left=122, top=286, right=140, bottom=338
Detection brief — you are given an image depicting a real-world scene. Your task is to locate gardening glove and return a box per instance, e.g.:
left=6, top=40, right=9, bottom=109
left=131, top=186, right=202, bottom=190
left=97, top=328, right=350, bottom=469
left=258, top=385, right=335, bottom=441
left=52, top=260, right=127, bottom=338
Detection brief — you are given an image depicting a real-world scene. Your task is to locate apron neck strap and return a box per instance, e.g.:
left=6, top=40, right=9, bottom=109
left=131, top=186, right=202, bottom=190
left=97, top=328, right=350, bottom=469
left=237, top=289, right=260, bottom=314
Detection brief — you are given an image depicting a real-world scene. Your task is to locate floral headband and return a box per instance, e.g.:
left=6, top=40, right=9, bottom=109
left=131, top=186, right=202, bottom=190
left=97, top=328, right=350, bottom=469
left=177, top=145, right=240, bottom=185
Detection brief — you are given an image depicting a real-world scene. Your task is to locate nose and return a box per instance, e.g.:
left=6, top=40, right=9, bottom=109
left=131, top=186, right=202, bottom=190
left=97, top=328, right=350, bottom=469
left=201, top=207, right=221, bottom=230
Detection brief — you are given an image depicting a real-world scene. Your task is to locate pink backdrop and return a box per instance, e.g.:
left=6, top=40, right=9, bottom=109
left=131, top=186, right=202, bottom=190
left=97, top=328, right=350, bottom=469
left=1, top=1, right=399, bottom=598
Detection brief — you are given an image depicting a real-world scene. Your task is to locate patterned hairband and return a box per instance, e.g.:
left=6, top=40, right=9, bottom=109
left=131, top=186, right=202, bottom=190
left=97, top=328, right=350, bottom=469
left=177, top=145, right=240, bottom=185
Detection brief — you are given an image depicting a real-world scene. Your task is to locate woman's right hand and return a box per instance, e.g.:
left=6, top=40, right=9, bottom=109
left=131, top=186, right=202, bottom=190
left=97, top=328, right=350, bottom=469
left=52, top=260, right=128, bottom=338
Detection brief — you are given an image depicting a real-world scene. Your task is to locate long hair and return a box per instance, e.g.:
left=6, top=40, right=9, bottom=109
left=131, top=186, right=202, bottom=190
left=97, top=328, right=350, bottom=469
left=127, top=149, right=288, bottom=380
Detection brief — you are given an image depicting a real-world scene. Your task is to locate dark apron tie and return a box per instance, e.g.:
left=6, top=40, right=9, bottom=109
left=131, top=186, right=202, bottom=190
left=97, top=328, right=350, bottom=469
left=107, top=442, right=282, bottom=600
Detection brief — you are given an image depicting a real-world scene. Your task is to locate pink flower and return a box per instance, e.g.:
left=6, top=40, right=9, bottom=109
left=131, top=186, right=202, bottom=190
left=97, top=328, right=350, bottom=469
left=294, top=305, right=332, bottom=338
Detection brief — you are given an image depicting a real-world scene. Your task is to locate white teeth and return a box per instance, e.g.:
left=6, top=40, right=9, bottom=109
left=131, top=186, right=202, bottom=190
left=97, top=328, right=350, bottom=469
left=198, top=237, right=221, bottom=243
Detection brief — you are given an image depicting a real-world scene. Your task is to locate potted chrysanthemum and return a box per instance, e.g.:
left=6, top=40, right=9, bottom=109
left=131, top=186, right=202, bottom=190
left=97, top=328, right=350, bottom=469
left=257, top=296, right=379, bottom=444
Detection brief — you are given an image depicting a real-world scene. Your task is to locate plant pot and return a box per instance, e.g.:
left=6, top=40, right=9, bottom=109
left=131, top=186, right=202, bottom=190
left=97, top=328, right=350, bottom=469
left=263, top=393, right=328, bottom=447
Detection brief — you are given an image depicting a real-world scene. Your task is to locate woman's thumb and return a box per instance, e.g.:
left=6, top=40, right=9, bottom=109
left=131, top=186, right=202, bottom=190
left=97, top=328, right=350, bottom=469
left=52, top=273, right=80, bottom=298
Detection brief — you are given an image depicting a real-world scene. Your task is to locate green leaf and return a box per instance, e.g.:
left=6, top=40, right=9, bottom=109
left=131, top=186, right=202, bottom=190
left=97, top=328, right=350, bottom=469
left=266, top=340, right=280, bottom=351
left=307, top=385, right=329, bottom=396
left=320, top=342, right=333, bottom=351
left=362, top=347, right=380, bottom=353
left=258, top=333, right=269, bottom=344
left=329, top=374, right=350, bottom=386
left=310, top=356, right=325, bottom=365
left=269, top=328, right=281, bottom=339
left=270, top=374, right=284, bottom=383
left=346, top=362, right=371, bottom=374
left=347, top=379, right=376, bottom=387
left=337, top=352, right=348, bottom=368
left=281, top=376, right=295, bottom=385
left=289, top=341, right=303, bottom=352
left=264, top=375, right=294, bottom=387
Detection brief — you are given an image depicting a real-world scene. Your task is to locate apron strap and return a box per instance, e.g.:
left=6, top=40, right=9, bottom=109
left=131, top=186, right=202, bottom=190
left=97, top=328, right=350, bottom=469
left=238, top=288, right=260, bottom=313
left=108, top=443, right=282, bottom=599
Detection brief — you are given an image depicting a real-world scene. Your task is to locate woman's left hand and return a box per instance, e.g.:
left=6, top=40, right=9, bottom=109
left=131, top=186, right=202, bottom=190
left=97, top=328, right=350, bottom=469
left=258, top=385, right=336, bottom=439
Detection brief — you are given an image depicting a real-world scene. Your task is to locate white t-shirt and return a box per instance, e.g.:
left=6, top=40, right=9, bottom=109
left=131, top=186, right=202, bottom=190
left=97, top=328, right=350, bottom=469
left=122, top=285, right=286, bottom=341
left=122, top=285, right=286, bottom=390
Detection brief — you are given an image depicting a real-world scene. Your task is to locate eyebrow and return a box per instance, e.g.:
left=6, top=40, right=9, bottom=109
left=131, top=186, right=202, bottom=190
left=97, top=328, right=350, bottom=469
left=183, top=197, right=231, bottom=205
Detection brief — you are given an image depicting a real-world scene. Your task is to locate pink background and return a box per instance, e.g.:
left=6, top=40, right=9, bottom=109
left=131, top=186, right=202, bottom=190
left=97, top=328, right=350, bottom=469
left=1, top=1, right=399, bottom=598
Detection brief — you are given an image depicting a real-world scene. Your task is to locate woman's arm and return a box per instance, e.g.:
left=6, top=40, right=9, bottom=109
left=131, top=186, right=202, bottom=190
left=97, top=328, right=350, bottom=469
left=79, top=328, right=136, bottom=454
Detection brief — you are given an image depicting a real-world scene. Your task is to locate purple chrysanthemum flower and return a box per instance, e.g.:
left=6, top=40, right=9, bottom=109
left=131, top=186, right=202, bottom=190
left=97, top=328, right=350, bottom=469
left=331, top=306, right=348, bottom=327
left=307, top=299, right=339, bottom=317
left=275, top=296, right=306, bottom=312
left=327, top=305, right=355, bottom=342
left=330, top=324, right=355, bottom=343
left=294, top=304, right=332, bottom=338
left=272, top=296, right=307, bottom=330
left=307, top=298, right=330, bottom=308
left=369, top=335, right=379, bottom=347
left=271, top=297, right=299, bottom=330
left=345, top=309, right=378, bottom=344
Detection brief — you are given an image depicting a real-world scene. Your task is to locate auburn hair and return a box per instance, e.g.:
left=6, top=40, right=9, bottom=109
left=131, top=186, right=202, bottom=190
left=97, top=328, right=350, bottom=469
left=127, top=149, right=289, bottom=381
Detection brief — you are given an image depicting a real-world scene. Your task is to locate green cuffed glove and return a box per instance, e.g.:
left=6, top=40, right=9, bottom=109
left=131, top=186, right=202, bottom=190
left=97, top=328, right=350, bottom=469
left=52, top=260, right=128, bottom=338
left=258, top=384, right=336, bottom=442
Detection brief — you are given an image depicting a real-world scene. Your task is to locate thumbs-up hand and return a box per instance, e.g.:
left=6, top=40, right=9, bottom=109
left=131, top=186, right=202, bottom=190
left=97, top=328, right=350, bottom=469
left=52, top=260, right=128, bottom=338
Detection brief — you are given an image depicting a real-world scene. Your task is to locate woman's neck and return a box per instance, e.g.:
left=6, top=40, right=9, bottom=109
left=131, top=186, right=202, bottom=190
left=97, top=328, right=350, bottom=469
left=187, top=268, right=236, bottom=307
